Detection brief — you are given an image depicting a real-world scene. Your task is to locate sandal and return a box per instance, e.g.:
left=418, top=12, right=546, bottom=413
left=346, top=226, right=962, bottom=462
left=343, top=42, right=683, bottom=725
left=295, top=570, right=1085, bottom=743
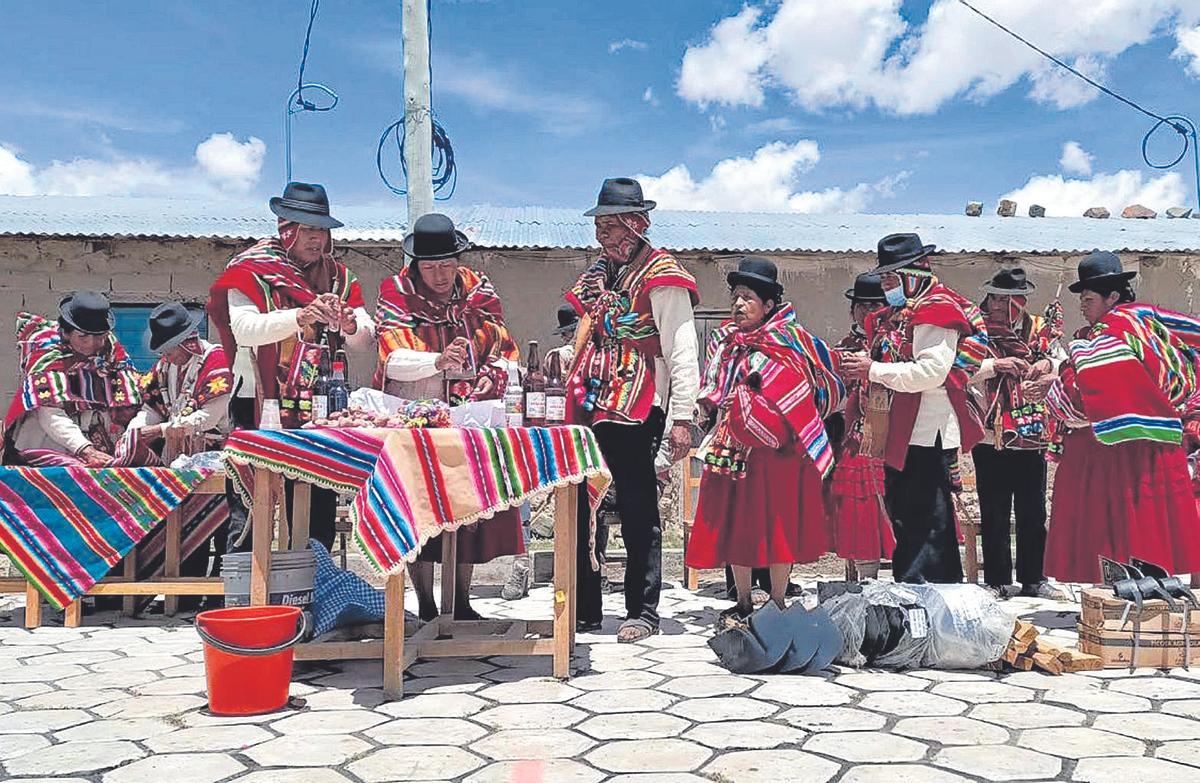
left=616, top=618, right=657, bottom=644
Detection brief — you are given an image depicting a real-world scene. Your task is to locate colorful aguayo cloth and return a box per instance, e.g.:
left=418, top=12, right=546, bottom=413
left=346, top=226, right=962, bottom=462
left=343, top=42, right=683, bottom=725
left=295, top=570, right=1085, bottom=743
left=0, top=465, right=209, bottom=608
left=223, top=425, right=611, bottom=573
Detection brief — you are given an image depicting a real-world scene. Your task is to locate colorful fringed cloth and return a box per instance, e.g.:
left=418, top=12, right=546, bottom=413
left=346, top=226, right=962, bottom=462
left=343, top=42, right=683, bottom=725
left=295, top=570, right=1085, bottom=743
left=698, top=304, right=845, bottom=479
left=0, top=465, right=210, bottom=609
left=1049, top=304, right=1200, bottom=446
left=223, top=425, right=611, bottom=574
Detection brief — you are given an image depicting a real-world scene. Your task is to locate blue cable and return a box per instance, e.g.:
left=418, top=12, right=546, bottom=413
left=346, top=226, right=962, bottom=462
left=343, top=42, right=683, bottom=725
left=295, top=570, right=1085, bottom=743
left=284, top=0, right=339, bottom=183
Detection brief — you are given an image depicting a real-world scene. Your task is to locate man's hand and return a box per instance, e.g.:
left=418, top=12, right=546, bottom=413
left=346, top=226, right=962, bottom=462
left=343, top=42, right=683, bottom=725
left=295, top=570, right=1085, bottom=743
left=138, top=424, right=165, bottom=441
left=994, top=357, right=1030, bottom=376
left=435, top=337, right=470, bottom=372
left=1021, top=375, right=1056, bottom=401
left=1025, top=358, right=1053, bottom=380
left=472, top=374, right=495, bottom=399
left=839, top=353, right=873, bottom=382
left=79, top=445, right=111, bottom=468
left=338, top=304, right=359, bottom=335
left=297, top=298, right=339, bottom=328
left=667, top=421, right=692, bottom=463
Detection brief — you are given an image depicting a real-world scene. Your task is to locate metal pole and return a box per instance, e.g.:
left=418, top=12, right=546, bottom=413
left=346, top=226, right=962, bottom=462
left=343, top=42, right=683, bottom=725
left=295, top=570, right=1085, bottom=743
left=402, top=0, right=434, bottom=227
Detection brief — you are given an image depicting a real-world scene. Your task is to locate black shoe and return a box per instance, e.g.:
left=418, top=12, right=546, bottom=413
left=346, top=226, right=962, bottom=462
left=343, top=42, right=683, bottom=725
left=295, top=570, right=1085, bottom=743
left=576, top=619, right=602, bottom=633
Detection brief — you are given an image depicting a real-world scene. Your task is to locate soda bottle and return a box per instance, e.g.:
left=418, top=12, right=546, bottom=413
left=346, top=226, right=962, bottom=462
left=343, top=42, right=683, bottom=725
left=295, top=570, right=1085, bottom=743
left=545, top=350, right=567, bottom=426
left=524, top=340, right=546, bottom=427
left=329, top=360, right=350, bottom=414
left=503, top=363, right=524, bottom=428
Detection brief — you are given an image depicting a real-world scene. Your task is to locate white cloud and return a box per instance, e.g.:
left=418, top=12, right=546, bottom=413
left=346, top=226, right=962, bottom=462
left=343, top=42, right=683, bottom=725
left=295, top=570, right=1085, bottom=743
left=1001, top=169, right=1186, bottom=216
left=609, top=38, right=647, bottom=54
left=434, top=55, right=604, bottom=133
left=195, top=133, right=266, bottom=191
left=677, top=1, right=1200, bottom=114
left=1176, top=25, right=1200, bottom=76
left=744, top=117, right=805, bottom=135
left=637, top=139, right=906, bottom=213
left=642, top=87, right=659, bottom=106
left=0, top=133, right=267, bottom=197
left=1059, top=141, right=1094, bottom=177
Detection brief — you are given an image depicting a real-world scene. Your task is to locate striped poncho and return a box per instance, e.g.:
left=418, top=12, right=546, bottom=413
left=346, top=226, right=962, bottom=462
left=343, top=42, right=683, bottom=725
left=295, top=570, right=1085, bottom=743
left=698, top=304, right=845, bottom=479
left=1047, top=304, right=1200, bottom=446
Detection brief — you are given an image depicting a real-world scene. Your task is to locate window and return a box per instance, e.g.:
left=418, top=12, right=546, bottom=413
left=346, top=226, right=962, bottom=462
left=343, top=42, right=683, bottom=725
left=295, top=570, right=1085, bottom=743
left=111, top=303, right=208, bottom=372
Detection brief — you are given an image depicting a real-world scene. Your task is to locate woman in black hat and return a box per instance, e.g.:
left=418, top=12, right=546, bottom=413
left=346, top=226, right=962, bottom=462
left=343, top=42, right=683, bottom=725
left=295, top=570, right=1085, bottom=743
left=4, top=292, right=143, bottom=468
left=829, top=272, right=895, bottom=581
left=968, top=269, right=1063, bottom=599
left=686, top=257, right=843, bottom=623
left=1041, top=252, right=1200, bottom=583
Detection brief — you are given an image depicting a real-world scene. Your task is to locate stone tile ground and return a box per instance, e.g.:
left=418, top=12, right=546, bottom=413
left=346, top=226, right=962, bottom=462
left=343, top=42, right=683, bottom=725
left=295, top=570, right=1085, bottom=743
left=0, top=582, right=1196, bottom=782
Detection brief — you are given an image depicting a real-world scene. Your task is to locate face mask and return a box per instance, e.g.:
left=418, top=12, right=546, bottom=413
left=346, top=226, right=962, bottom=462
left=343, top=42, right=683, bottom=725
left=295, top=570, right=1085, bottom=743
left=883, top=285, right=907, bottom=307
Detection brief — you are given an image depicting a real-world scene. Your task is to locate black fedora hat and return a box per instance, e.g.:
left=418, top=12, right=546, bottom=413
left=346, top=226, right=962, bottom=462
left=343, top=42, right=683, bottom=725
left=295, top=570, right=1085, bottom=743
left=59, top=291, right=114, bottom=335
left=981, top=266, right=1036, bottom=296
left=845, top=271, right=886, bottom=302
left=148, top=301, right=204, bottom=353
left=583, top=177, right=657, bottom=217
left=403, top=213, right=472, bottom=262
left=1068, top=250, right=1136, bottom=294
left=269, top=182, right=343, bottom=229
left=874, top=233, right=936, bottom=274
left=727, top=256, right=783, bottom=301
left=553, top=303, right=580, bottom=335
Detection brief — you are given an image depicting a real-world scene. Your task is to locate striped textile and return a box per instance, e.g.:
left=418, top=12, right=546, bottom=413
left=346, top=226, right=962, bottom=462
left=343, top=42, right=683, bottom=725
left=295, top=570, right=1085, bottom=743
left=223, top=425, right=611, bottom=574
left=0, top=465, right=210, bottom=609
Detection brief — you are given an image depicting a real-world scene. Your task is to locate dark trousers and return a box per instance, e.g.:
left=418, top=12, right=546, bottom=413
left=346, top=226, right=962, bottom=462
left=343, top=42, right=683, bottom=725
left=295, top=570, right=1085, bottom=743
left=224, top=397, right=337, bottom=565
left=577, top=408, right=666, bottom=628
left=972, top=444, right=1048, bottom=587
left=576, top=489, right=610, bottom=626
left=884, top=441, right=963, bottom=584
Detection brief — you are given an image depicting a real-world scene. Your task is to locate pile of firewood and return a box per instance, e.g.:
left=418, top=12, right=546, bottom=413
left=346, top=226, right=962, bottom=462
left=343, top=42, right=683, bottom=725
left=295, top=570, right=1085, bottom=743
left=998, top=620, right=1102, bottom=674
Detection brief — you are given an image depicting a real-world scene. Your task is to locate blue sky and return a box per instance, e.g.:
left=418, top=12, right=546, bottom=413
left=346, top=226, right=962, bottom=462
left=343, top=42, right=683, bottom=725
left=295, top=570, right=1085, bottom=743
left=2, top=1, right=1199, bottom=216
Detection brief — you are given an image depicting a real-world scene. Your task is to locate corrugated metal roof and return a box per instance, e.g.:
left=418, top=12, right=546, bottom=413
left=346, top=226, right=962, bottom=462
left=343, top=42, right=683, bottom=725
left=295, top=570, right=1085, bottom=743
left=0, top=195, right=1197, bottom=253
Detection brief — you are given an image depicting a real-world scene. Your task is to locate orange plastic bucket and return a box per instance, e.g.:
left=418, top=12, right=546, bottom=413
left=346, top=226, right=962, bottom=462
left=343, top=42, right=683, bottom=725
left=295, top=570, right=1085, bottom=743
left=196, top=605, right=308, bottom=716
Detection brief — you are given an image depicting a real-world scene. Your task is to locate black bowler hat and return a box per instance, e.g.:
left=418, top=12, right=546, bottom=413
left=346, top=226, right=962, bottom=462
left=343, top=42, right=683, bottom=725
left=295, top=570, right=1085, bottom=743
left=845, top=272, right=886, bottom=302
left=269, top=182, right=343, bottom=229
left=981, top=267, right=1036, bottom=296
left=554, top=303, right=580, bottom=335
left=148, top=301, right=204, bottom=353
left=583, top=177, right=657, bottom=217
left=1068, top=250, right=1136, bottom=294
left=727, top=256, right=783, bottom=302
left=59, top=291, right=114, bottom=335
left=874, top=233, right=936, bottom=274
left=403, top=213, right=472, bottom=262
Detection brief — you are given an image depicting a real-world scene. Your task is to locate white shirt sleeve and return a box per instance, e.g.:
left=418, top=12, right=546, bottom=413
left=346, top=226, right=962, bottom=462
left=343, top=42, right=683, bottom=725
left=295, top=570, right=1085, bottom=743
left=969, top=358, right=997, bottom=386
left=386, top=348, right=443, bottom=381
left=165, top=397, right=227, bottom=435
left=228, top=290, right=300, bottom=347
left=868, top=325, right=958, bottom=394
left=132, top=407, right=162, bottom=428
left=37, top=406, right=92, bottom=454
left=650, top=286, right=700, bottom=423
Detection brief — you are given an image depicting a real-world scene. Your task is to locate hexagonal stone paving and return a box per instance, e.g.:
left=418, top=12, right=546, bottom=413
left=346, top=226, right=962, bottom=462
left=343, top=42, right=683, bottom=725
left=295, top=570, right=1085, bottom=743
left=474, top=703, right=588, bottom=729
left=752, top=679, right=856, bottom=706
left=269, top=709, right=386, bottom=735
left=572, top=670, right=664, bottom=691
left=660, top=674, right=756, bottom=698
left=101, top=753, right=245, bottom=783
left=0, top=733, right=50, bottom=761
left=348, top=745, right=484, bottom=782
left=779, top=706, right=887, bottom=732
left=586, top=738, right=712, bottom=773
left=1073, top=756, right=1199, bottom=782
left=366, top=717, right=487, bottom=746
left=56, top=718, right=178, bottom=742
left=1093, top=711, right=1200, bottom=740
left=895, top=716, right=1009, bottom=745
left=1108, top=677, right=1200, bottom=700
left=835, top=672, right=931, bottom=691
left=932, top=745, right=1062, bottom=781
left=570, top=688, right=678, bottom=713
left=841, top=765, right=973, bottom=783
left=684, top=720, right=807, bottom=749
left=578, top=712, right=691, bottom=740
left=374, top=692, right=488, bottom=718
left=669, top=696, right=777, bottom=722
left=931, top=681, right=1035, bottom=703
left=0, top=708, right=92, bottom=733
left=231, top=772, right=354, bottom=783
left=1017, top=727, right=1146, bottom=759
left=6, top=739, right=145, bottom=776
left=804, top=731, right=928, bottom=762
left=245, top=734, right=371, bottom=767
left=969, top=701, right=1087, bottom=729
left=1157, top=739, right=1200, bottom=767
left=702, top=749, right=840, bottom=783
left=859, top=691, right=967, bottom=717
left=470, top=728, right=596, bottom=760
left=464, top=759, right=604, bottom=783
left=477, top=679, right=583, bottom=703
left=1041, top=688, right=1152, bottom=713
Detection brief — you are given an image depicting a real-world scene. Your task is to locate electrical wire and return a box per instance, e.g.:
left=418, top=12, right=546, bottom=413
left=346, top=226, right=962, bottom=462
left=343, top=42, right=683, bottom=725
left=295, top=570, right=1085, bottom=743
left=956, top=0, right=1199, bottom=210
left=376, top=0, right=457, bottom=200
left=284, top=0, right=339, bottom=182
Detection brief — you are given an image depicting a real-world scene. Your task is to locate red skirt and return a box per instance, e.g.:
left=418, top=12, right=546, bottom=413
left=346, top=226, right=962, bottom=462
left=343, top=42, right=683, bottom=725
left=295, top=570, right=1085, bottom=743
left=416, top=508, right=525, bottom=564
left=686, top=444, right=830, bottom=569
left=830, top=453, right=895, bottom=560
left=1044, top=429, right=1200, bottom=583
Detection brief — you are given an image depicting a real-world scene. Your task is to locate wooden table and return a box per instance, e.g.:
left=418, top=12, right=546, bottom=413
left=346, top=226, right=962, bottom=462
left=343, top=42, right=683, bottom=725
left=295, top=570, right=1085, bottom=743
left=0, top=471, right=228, bottom=627
left=247, top=465, right=580, bottom=699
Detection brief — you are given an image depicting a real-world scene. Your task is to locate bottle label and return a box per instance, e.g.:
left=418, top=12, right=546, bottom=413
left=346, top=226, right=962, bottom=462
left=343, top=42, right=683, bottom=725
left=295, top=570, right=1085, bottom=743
left=546, top=395, right=566, bottom=423
left=526, top=392, right=546, bottom=419
left=312, top=396, right=329, bottom=420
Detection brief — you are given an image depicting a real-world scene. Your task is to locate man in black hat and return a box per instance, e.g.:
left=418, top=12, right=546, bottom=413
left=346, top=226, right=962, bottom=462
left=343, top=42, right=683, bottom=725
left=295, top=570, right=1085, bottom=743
left=968, top=269, right=1064, bottom=599
left=566, top=177, right=701, bottom=641
left=840, top=234, right=988, bottom=583
left=4, top=291, right=143, bottom=468
left=208, top=182, right=375, bottom=552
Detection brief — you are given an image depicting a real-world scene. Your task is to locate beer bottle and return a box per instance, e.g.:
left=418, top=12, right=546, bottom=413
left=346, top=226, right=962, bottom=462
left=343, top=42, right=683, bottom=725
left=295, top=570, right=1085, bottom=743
left=524, top=340, right=546, bottom=427
left=545, top=350, right=567, bottom=426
